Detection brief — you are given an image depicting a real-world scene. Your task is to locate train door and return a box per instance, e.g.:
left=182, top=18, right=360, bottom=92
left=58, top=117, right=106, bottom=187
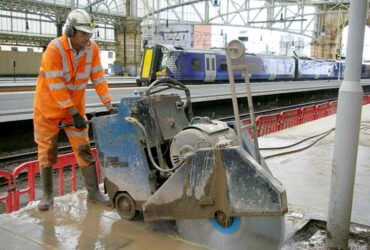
left=139, top=45, right=167, bottom=86
left=204, top=54, right=216, bottom=82
left=140, top=47, right=154, bottom=85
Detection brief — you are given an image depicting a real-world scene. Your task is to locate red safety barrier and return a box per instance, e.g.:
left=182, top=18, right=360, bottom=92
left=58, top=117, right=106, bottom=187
left=256, top=114, right=281, bottom=136
left=0, top=170, right=14, bottom=213
left=315, top=103, right=330, bottom=119
left=280, top=108, right=301, bottom=130
left=329, top=101, right=337, bottom=115
left=362, top=95, right=368, bottom=105
left=241, top=118, right=251, bottom=126
left=54, top=153, right=78, bottom=196
left=301, top=105, right=316, bottom=123
left=91, top=148, right=101, bottom=183
left=12, top=161, right=38, bottom=211
left=6, top=149, right=101, bottom=213
left=241, top=118, right=254, bottom=138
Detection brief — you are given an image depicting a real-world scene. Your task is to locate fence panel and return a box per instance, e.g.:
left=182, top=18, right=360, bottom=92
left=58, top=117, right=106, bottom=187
left=12, top=161, right=39, bottom=211
left=54, top=153, right=78, bottom=196
left=301, top=105, right=316, bottom=123
left=363, top=95, right=368, bottom=105
left=329, top=101, right=337, bottom=115
left=0, top=170, right=14, bottom=213
left=91, top=148, right=102, bottom=183
left=10, top=149, right=101, bottom=212
left=256, top=114, right=281, bottom=136
left=280, top=108, right=301, bottom=130
left=316, top=103, right=330, bottom=119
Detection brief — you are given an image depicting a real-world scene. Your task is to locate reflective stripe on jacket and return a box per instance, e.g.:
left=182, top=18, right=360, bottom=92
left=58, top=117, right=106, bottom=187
left=34, top=34, right=112, bottom=119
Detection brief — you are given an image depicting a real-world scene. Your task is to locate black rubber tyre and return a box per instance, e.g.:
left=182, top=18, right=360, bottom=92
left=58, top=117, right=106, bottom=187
left=115, top=192, right=137, bottom=220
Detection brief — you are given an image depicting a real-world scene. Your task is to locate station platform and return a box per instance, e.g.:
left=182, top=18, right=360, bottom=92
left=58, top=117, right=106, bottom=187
left=0, top=105, right=369, bottom=249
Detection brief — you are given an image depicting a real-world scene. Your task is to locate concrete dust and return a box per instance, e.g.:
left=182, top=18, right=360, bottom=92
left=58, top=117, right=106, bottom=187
left=282, top=219, right=370, bottom=250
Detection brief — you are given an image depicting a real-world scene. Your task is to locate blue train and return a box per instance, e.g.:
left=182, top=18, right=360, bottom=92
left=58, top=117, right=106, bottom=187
left=138, top=44, right=370, bottom=86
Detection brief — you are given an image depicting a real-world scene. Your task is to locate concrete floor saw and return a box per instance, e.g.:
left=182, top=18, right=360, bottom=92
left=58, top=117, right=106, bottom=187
left=92, top=42, right=287, bottom=250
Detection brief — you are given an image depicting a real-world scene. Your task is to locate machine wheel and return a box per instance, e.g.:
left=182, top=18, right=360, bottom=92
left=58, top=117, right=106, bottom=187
left=115, top=193, right=137, bottom=220
left=176, top=214, right=285, bottom=250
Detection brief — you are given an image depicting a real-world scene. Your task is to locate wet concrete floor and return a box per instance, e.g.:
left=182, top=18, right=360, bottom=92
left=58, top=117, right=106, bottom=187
left=259, top=104, right=370, bottom=249
left=0, top=191, right=208, bottom=250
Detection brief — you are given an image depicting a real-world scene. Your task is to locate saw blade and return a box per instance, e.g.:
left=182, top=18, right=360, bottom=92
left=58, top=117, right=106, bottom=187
left=176, top=216, right=284, bottom=250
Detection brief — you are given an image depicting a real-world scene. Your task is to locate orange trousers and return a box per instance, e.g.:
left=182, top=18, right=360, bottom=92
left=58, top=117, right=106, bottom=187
left=33, top=108, right=95, bottom=168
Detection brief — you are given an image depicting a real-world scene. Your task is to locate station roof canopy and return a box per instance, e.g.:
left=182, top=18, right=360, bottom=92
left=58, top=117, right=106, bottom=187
left=0, top=0, right=359, bottom=48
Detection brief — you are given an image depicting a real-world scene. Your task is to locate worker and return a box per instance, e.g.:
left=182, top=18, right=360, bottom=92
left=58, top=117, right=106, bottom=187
left=33, top=9, right=117, bottom=211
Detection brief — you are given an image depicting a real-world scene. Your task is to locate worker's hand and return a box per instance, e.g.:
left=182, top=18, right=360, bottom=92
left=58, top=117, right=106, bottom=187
left=108, top=106, right=119, bottom=115
left=72, top=113, right=88, bottom=129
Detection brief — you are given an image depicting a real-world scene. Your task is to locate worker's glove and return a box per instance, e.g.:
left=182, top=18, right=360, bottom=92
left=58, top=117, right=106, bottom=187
left=108, top=107, right=119, bottom=115
left=72, top=113, right=87, bottom=129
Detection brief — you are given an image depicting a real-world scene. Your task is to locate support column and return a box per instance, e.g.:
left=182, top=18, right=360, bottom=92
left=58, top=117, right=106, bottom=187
left=115, top=17, right=141, bottom=76
left=266, top=0, right=275, bottom=30
left=56, top=16, right=65, bottom=37
left=326, top=0, right=367, bottom=249
left=56, top=23, right=64, bottom=37
left=310, top=8, right=345, bottom=59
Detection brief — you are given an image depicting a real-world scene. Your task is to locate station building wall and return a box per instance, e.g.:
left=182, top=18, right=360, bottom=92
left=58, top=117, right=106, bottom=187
left=0, top=50, right=42, bottom=76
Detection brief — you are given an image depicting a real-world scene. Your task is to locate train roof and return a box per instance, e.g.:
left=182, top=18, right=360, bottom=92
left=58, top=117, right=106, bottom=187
left=156, top=44, right=294, bottom=59
left=155, top=44, right=225, bottom=54
left=150, top=44, right=352, bottom=63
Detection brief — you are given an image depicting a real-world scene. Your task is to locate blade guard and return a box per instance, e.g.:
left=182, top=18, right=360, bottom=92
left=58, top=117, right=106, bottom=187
left=142, top=146, right=288, bottom=222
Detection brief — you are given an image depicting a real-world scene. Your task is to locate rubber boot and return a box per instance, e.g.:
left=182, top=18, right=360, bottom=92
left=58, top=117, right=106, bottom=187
left=81, top=165, right=111, bottom=206
left=38, top=167, right=54, bottom=211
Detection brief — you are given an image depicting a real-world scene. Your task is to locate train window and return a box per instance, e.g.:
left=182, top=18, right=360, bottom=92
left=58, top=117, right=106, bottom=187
left=192, top=58, right=201, bottom=71
left=206, top=58, right=210, bottom=71
left=212, top=58, right=215, bottom=71
left=220, top=61, right=227, bottom=71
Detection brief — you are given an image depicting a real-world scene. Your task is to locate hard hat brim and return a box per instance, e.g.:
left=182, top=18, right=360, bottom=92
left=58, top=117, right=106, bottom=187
left=75, top=26, right=96, bottom=34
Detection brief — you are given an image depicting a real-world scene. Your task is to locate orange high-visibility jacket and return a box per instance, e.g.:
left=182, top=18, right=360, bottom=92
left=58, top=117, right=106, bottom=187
left=34, top=34, right=112, bottom=120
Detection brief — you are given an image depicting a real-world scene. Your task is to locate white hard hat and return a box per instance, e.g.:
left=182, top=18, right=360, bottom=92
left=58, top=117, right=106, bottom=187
left=66, top=9, right=97, bottom=34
